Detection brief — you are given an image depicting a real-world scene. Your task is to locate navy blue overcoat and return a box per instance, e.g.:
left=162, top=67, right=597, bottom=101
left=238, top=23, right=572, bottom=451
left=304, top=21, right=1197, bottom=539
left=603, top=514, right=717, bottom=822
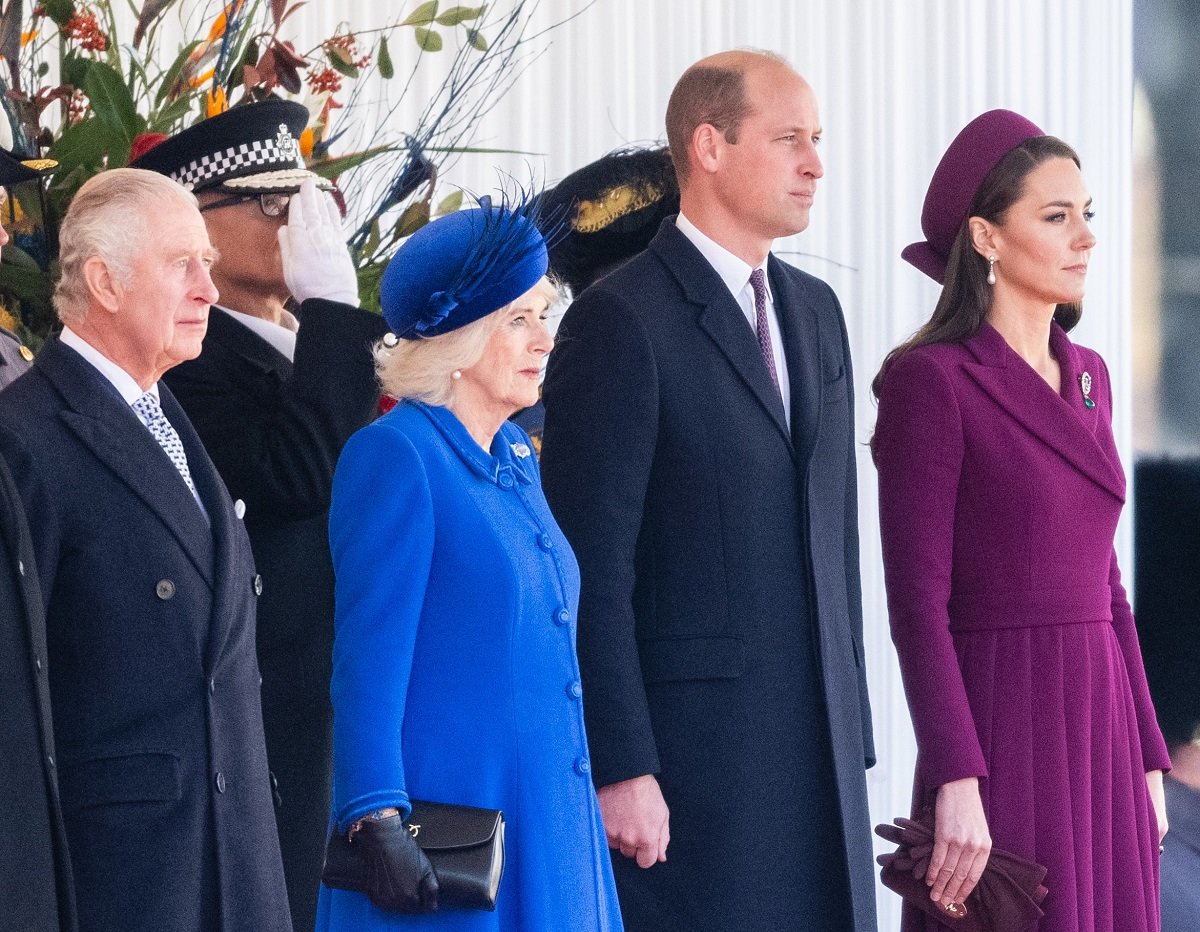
left=0, top=339, right=290, bottom=932
left=541, top=220, right=877, bottom=932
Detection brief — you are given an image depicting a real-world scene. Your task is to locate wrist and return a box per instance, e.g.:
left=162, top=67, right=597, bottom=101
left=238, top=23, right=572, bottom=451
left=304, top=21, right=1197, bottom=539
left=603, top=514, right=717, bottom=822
left=347, top=807, right=402, bottom=840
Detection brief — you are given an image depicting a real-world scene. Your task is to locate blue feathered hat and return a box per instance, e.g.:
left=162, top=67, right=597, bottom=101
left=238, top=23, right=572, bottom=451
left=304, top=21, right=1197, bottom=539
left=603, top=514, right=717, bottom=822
left=380, top=195, right=549, bottom=339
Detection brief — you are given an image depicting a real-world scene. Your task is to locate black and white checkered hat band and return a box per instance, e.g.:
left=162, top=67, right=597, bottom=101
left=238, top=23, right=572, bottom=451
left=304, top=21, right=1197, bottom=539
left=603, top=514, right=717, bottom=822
left=171, top=137, right=305, bottom=191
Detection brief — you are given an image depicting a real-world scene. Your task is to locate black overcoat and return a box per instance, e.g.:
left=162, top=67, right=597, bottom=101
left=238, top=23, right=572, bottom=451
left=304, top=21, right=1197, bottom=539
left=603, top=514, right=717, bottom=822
left=0, top=452, right=75, bottom=932
left=162, top=300, right=384, bottom=931
left=0, top=339, right=291, bottom=932
left=541, top=221, right=877, bottom=932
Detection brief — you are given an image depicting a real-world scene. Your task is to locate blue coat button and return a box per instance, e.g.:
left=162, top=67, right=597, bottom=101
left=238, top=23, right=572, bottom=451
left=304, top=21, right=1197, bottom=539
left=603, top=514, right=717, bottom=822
left=553, top=607, right=570, bottom=626
left=574, top=757, right=590, bottom=775
left=155, top=579, right=175, bottom=600
left=567, top=681, right=583, bottom=699
left=538, top=533, right=554, bottom=551
left=215, top=771, right=226, bottom=793
left=498, top=472, right=514, bottom=489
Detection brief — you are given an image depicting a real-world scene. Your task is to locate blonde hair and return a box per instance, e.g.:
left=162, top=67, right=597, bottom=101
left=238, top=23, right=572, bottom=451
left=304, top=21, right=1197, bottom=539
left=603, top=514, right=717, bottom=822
left=54, top=168, right=198, bottom=325
left=375, top=277, right=558, bottom=407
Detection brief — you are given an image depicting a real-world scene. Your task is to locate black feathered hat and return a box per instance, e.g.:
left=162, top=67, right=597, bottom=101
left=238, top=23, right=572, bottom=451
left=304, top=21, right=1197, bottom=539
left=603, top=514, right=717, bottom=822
left=539, top=146, right=679, bottom=295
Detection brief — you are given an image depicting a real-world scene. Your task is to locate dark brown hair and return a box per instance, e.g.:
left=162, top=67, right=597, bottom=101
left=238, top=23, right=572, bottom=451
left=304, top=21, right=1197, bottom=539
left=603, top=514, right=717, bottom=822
left=871, top=135, right=1084, bottom=399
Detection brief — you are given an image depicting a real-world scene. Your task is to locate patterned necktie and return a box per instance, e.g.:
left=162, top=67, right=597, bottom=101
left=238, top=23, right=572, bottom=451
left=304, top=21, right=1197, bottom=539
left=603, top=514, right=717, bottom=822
left=132, top=392, right=198, bottom=495
left=749, top=268, right=779, bottom=390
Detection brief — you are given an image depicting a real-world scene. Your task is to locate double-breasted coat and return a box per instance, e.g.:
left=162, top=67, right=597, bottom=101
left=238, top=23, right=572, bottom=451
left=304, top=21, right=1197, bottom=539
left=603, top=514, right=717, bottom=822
left=540, top=220, right=877, bottom=932
left=0, top=338, right=291, bottom=932
left=873, top=323, right=1171, bottom=932
left=162, top=300, right=385, bottom=930
left=0, top=451, right=76, bottom=932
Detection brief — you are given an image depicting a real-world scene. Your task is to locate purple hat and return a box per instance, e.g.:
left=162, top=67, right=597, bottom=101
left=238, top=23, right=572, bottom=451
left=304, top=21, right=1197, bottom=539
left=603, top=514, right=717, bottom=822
left=902, top=109, right=1044, bottom=283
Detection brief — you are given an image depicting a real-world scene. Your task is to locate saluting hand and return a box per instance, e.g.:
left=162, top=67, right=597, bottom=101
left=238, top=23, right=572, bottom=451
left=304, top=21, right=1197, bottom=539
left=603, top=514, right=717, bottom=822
left=278, top=179, right=360, bottom=306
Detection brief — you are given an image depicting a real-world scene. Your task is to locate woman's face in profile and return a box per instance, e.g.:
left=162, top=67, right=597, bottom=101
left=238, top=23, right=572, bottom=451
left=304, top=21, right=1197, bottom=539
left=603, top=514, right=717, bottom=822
left=457, top=282, right=554, bottom=420
left=988, top=156, right=1097, bottom=308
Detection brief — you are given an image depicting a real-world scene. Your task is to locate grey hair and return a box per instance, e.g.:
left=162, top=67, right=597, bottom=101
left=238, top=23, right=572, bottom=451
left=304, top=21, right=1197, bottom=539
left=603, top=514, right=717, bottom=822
left=376, top=277, right=558, bottom=407
left=54, top=168, right=199, bottom=325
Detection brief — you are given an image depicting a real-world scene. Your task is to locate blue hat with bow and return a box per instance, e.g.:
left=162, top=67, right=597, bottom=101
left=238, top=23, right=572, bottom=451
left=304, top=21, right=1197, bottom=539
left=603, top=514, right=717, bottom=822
left=380, top=196, right=549, bottom=339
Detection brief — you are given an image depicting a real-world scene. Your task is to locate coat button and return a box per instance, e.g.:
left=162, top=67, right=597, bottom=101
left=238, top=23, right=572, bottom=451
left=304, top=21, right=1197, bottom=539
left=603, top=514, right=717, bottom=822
left=553, top=607, right=570, bottom=626
left=567, top=681, right=583, bottom=699
left=233, top=499, right=246, bottom=520
left=574, top=757, right=590, bottom=776
left=498, top=472, right=514, bottom=490
left=538, top=533, right=554, bottom=551
left=155, top=579, right=176, bottom=600
left=209, top=677, right=216, bottom=695
left=47, top=754, right=55, bottom=769
left=253, top=574, right=263, bottom=596
left=34, top=655, right=43, bottom=673
left=17, top=559, right=24, bottom=576
left=215, top=771, right=226, bottom=793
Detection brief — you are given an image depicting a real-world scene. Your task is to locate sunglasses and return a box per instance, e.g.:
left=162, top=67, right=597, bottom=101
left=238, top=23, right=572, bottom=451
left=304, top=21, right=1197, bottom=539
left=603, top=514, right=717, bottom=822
left=199, top=191, right=292, bottom=218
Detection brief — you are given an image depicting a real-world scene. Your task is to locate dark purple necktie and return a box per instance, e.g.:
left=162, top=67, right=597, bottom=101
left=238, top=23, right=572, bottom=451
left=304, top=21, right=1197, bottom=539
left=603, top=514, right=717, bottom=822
left=749, top=268, right=779, bottom=390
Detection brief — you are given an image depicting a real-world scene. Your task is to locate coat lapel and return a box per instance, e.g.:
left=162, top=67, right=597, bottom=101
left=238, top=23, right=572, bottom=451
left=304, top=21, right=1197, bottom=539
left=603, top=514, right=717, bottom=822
left=651, top=223, right=792, bottom=451
left=962, top=322, right=1124, bottom=500
left=38, top=339, right=216, bottom=587
left=768, top=257, right=822, bottom=462
left=163, top=383, right=241, bottom=666
left=207, top=307, right=293, bottom=377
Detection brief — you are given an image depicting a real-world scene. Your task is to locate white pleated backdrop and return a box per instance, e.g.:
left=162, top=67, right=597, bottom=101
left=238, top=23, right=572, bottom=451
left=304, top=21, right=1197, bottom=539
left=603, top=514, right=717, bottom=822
left=239, top=1, right=1136, bottom=923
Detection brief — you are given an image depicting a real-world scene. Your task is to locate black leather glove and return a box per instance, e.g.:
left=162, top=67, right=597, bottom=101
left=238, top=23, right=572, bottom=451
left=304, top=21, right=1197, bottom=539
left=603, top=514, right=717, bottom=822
left=355, top=813, right=439, bottom=913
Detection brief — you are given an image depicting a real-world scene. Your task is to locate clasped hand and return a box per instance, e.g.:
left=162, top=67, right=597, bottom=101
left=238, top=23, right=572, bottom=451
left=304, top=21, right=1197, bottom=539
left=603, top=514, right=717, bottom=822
left=354, top=813, right=439, bottom=913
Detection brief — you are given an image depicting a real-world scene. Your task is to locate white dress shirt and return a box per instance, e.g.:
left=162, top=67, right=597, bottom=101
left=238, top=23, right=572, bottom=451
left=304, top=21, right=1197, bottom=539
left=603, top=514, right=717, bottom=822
left=675, top=213, right=791, bottom=425
left=218, top=305, right=298, bottom=362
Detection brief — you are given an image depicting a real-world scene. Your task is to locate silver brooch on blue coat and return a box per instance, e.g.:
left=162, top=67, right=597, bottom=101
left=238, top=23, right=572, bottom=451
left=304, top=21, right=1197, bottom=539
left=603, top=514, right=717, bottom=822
left=511, top=442, right=531, bottom=458
left=1080, top=371, right=1095, bottom=409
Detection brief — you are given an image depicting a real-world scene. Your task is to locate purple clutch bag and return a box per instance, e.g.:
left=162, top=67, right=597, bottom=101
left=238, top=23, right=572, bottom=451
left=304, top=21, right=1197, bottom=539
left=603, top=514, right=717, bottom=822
left=875, top=815, right=1049, bottom=932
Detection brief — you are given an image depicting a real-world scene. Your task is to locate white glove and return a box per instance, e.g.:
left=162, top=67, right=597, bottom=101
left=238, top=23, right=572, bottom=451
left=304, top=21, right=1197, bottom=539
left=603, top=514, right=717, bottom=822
left=278, top=179, right=360, bottom=306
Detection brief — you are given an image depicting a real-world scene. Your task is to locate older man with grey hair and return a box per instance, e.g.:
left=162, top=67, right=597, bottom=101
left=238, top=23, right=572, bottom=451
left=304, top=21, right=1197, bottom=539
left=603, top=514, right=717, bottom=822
left=0, top=167, right=292, bottom=932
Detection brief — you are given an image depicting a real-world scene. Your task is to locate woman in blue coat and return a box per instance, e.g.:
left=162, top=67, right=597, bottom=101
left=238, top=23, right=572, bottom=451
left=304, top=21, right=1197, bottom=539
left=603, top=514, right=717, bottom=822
left=316, top=200, right=623, bottom=932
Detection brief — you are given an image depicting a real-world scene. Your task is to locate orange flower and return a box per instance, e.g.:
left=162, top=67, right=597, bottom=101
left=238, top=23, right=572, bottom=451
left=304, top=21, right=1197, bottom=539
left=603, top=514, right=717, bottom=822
left=189, top=67, right=216, bottom=89
left=21, top=27, right=40, bottom=47
left=206, top=86, right=228, bottom=118
left=206, top=0, right=245, bottom=42
left=299, top=126, right=315, bottom=158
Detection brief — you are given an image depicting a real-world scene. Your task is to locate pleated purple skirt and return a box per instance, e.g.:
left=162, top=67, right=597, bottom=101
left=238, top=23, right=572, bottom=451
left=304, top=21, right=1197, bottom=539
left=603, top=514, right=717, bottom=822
left=903, top=621, right=1161, bottom=932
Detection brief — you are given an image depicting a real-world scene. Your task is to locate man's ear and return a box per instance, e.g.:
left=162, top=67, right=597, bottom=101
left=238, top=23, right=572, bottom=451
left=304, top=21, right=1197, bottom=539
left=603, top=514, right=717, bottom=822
left=691, top=123, right=724, bottom=175
left=83, top=256, right=122, bottom=314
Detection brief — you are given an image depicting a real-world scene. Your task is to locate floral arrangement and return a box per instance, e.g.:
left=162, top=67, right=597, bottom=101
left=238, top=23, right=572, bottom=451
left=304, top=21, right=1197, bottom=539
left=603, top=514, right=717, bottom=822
left=0, top=0, right=558, bottom=340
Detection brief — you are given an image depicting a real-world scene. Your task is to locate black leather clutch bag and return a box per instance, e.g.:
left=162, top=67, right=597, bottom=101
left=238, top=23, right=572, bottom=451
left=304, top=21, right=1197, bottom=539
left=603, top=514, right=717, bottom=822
left=323, top=800, right=505, bottom=911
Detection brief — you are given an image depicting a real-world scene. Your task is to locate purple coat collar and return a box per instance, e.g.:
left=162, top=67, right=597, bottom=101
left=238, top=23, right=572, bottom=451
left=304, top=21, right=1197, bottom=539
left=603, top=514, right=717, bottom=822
left=961, top=321, right=1125, bottom=501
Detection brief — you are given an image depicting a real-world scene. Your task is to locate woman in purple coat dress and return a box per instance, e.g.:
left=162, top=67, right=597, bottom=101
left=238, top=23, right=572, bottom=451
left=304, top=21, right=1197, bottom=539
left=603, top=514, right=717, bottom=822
left=872, top=109, right=1170, bottom=932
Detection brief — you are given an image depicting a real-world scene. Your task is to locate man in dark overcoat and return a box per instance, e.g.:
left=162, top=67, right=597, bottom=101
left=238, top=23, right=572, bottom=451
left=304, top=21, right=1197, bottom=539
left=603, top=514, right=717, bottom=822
left=0, top=143, right=74, bottom=932
left=130, top=100, right=385, bottom=931
left=541, top=50, right=877, bottom=931
left=0, top=168, right=290, bottom=932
